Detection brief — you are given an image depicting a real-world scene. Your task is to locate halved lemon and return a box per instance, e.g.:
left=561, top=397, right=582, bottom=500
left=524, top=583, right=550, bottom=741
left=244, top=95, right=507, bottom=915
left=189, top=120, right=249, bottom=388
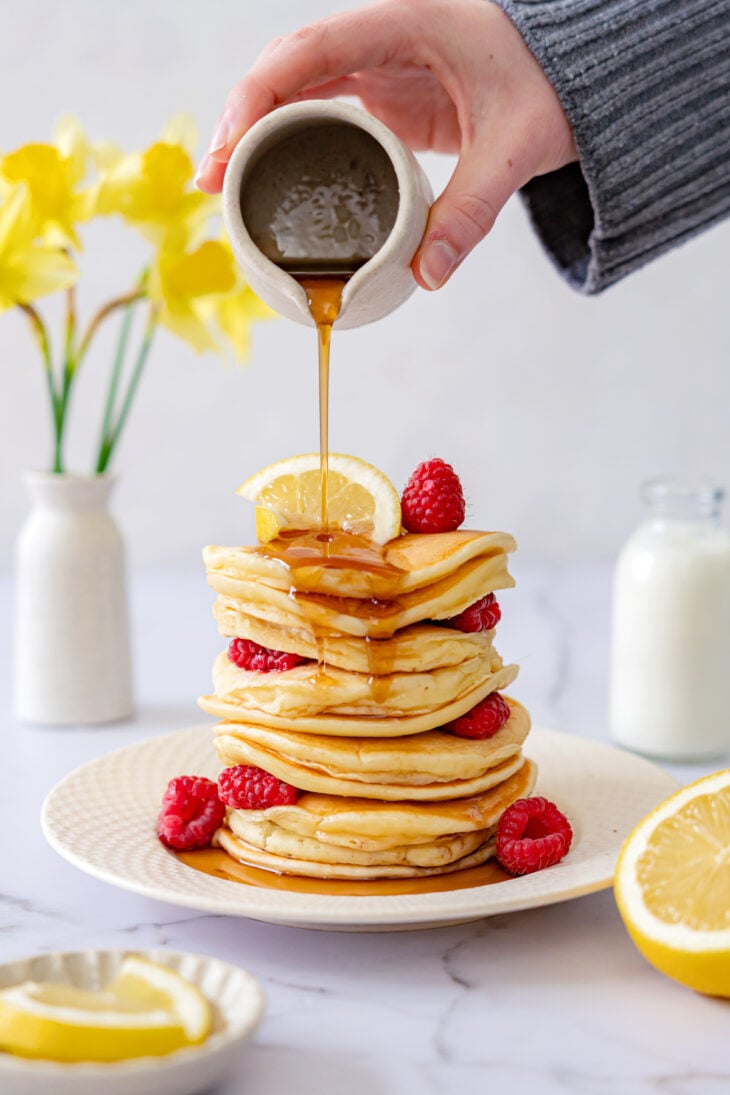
left=238, top=453, right=402, bottom=545
left=0, top=955, right=211, bottom=1062
left=614, top=769, right=730, bottom=997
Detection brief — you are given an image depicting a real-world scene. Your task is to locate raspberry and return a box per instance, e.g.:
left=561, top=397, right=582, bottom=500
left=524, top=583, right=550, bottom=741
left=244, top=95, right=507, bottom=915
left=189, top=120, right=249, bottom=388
left=446, top=593, right=501, bottom=632
left=401, top=458, right=466, bottom=534
left=495, top=797, right=573, bottom=876
left=228, top=638, right=305, bottom=672
left=218, top=765, right=300, bottom=810
left=157, top=775, right=224, bottom=850
left=445, top=692, right=511, bottom=739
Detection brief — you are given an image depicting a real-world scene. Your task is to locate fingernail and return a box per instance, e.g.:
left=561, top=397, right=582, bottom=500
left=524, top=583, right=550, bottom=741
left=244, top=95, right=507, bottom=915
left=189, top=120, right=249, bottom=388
left=419, top=238, right=459, bottom=290
left=208, top=111, right=233, bottom=157
left=194, top=154, right=211, bottom=188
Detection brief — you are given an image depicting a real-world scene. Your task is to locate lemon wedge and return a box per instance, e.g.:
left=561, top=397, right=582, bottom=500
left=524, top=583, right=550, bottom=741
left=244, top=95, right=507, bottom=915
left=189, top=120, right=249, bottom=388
left=0, top=955, right=211, bottom=1062
left=614, top=769, right=730, bottom=997
left=238, top=452, right=402, bottom=545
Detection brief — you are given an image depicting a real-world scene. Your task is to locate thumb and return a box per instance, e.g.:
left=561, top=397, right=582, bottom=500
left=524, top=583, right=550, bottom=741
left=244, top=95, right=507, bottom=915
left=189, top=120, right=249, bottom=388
left=413, top=139, right=517, bottom=290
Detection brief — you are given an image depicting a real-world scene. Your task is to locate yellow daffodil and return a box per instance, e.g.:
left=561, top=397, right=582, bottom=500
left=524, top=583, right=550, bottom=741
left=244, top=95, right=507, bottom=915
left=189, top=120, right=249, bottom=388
left=0, top=117, right=93, bottom=249
left=148, top=237, right=236, bottom=351
left=94, top=115, right=217, bottom=244
left=206, top=235, right=275, bottom=362
left=159, top=114, right=199, bottom=158
left=213, top=284, right=276, bottom=362
left=0, top=185, right=78, bottom=313
left=4, top=113, right=276, bottom=475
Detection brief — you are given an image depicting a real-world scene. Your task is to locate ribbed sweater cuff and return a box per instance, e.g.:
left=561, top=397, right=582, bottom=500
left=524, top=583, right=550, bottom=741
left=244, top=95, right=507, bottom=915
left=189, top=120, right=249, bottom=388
left=494, top=0, right=730, bottom=293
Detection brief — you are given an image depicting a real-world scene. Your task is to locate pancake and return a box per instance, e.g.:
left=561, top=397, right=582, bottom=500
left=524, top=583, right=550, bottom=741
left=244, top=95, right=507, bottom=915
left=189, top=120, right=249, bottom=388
left=204, top=529, right=516, bottom=600
left=224, top=809, right=491, bottom=866
left=210, top=648, right=501, bottom=719
left=217, top=740, right=523, bottom=801
left=221, top=757, right=537, bottom=851
left=215, top=826, right=497, bottom=880
left=213, top=601, right=497, bottom=673
left=215, top=697, right=529, bottom=784
left=213, top=698, right=530, bottom=800
left=200, top=519, right=535, bottom=883
left=206, top=552, right=515, bottom=639
left=199, top=661, right=519, bottom=736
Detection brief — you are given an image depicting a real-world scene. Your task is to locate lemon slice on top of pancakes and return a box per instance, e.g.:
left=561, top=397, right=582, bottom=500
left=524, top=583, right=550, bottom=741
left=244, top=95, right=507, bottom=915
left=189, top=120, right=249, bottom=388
left=238, top=453, right=402, bottom=544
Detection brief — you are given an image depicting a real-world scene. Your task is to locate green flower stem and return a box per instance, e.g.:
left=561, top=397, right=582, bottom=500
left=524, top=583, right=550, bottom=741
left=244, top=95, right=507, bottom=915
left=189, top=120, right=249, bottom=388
left=64, top=283, right=76, bottom=362
left=53, top=357, right=75, bottom=475
left=46, top=284, right=79, bottom=473
left=75, top=287, right=146, bottom=366
left=19, top=303, right=64, bottom=472
left=93, top=301, right=137, bottom=474
left=95, top=312, right=157, bottom=475
left=56, top=275, right=148, bottom=476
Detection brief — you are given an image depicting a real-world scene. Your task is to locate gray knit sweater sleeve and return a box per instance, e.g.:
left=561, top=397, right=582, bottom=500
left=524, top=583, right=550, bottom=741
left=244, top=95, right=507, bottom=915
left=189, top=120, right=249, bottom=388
left=493, top=0, right=730, bottom=293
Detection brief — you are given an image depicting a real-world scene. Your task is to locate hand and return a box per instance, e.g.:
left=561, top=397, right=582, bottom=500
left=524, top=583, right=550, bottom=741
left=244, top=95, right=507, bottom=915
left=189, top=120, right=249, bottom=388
left=196, top=0, right=578, bottom=290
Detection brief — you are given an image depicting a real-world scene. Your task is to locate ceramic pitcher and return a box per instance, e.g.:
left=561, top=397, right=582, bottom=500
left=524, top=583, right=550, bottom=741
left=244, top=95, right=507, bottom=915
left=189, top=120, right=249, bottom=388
left=222, top=99, right=433, bottom=329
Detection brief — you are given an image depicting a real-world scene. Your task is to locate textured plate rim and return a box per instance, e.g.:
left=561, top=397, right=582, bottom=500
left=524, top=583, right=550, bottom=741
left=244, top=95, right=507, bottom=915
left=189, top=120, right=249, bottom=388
left=41, top=725, right=680, bottom=929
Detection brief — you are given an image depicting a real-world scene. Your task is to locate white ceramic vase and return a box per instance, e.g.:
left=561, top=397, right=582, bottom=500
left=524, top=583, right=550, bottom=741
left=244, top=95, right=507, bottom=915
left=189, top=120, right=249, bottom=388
left=14, top=472, right=134, bottom=725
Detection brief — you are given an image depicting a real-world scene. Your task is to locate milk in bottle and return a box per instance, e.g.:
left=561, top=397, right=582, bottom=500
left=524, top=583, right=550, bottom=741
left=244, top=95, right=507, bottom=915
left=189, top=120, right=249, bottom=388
left=610, top=479, right=730, bottom=760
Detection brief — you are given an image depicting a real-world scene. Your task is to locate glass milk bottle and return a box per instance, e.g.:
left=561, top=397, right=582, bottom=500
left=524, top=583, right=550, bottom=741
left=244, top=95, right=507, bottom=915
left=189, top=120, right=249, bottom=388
left=610, top=479, right=730, bottom=760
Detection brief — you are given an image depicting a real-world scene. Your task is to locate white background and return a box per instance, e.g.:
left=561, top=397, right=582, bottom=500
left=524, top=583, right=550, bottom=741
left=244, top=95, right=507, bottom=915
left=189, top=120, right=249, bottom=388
left=1, top=0, right=729, bottom=571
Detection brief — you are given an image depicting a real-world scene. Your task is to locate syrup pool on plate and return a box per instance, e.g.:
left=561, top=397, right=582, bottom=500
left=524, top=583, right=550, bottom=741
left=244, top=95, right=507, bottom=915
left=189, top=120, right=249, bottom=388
left=177, top=847, right=512, bottom=896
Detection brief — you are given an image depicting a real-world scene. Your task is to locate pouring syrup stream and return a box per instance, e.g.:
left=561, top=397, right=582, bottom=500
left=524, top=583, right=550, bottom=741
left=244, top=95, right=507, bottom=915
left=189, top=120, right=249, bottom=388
left=298, top=276, right=346, bottom=532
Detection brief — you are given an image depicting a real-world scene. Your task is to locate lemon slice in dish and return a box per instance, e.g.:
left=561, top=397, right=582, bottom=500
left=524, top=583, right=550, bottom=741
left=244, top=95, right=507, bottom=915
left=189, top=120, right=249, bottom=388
left=0, top=954, right=211, bottom=1062
left=238, top=452, right=402, bottom=545
left=614, top=769, right=730, bottom=997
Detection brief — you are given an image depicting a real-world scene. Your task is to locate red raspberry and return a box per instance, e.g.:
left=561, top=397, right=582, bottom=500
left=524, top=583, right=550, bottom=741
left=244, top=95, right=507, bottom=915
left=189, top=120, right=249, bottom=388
left=218, top=765, right=300, bottom=810
left=228, top=638, right=305, bottom=672
left=445, top=692, right=511, bottom=739
left=446, top=593, right=501, bottom=632
left=157, top=776, right=225, bottom=850
left=401, top=458, right=466, bottom=534
left=496, top=797, right=573, bottom=876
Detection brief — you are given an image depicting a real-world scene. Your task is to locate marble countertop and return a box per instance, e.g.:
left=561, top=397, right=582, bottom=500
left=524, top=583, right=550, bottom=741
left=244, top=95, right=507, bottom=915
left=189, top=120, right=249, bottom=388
left=1, top=566, right=728, bottom=1094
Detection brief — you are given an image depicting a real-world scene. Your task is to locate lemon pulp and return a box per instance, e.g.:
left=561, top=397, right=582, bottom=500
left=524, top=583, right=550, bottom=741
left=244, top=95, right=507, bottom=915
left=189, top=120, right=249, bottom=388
left=637, top=789, right=730, bottom=931
left=614, top=769, right=730, bottom=997
left=238, top=453, right=402, bottom=545
left=0, top=955, right=211, bottom=1062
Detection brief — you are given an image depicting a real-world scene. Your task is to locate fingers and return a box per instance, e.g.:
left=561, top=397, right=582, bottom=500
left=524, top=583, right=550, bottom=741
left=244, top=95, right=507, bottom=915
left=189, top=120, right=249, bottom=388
left=196, top=5, right=407, bottom=190
left=413, top=133, right=520, bottom=290
left=285, top=76, right=362, bottom=103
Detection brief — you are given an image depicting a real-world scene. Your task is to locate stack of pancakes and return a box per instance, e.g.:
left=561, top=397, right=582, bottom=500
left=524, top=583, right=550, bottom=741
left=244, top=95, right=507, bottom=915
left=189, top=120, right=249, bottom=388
left=199, top=528, right=536, bottom=880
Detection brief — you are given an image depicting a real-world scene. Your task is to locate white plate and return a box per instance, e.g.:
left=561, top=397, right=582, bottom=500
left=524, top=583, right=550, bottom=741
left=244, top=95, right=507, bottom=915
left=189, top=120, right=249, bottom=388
left=41, top=725, right=679, bottom=931
left=0, top=948, right=264, bottom=1095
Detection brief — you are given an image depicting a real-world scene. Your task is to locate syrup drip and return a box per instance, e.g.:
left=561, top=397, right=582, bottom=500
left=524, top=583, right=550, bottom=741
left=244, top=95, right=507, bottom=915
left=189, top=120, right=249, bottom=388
left=254, top=528, right=407, bottom=686
left=255, top=528, right=403, bottom=579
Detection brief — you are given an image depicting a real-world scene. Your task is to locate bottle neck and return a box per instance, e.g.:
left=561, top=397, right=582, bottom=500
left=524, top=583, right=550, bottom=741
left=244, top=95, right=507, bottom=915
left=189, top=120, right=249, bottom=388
left=642, top=478, right=724, bottom=527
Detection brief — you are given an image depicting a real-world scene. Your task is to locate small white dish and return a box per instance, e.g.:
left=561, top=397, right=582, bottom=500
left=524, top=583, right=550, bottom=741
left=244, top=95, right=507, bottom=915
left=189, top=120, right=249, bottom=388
left=0, top=949, right=264, bottom=1095
left=222, top=99, right=433, bottom=329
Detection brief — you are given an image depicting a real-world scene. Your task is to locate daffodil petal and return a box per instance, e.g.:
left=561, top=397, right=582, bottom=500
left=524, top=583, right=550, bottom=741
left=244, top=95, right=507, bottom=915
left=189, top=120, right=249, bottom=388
left=12, top=247, right=78, bottom=302
left=54, top=116, right=89, bottom=184
left=160, top=114, right=199, bottom=156
left=214, top=285, right=275, bottom=362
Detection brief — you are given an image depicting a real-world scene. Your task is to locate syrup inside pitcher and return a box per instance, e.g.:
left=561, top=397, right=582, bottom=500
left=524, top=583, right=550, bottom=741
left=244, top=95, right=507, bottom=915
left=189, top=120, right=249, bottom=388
left=239, top=121, right=399, bottom=278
